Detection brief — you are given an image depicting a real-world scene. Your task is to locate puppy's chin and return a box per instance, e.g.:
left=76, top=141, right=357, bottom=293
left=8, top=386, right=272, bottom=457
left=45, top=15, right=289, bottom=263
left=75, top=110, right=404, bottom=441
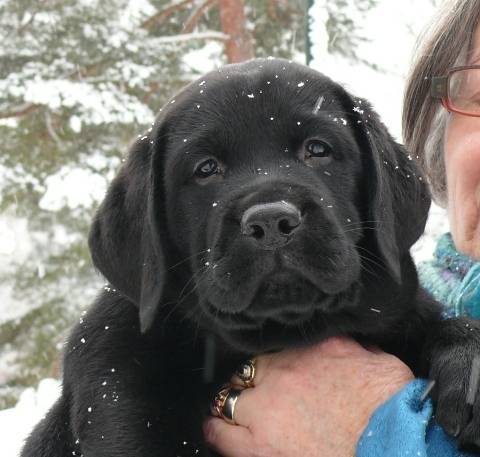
left=199, top=283, right=360, bottom=353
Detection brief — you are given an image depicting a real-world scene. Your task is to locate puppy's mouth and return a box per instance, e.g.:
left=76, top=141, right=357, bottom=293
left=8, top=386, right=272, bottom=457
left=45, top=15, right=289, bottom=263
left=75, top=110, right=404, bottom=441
left=245, top=271, right=324, bottom=323
left=203, top=270, right=331, bottom=328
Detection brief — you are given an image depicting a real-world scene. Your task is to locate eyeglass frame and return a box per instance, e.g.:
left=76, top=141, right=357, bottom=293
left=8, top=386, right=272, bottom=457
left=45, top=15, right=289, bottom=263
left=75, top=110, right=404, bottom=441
left=431, top=64, right=480, bottom=117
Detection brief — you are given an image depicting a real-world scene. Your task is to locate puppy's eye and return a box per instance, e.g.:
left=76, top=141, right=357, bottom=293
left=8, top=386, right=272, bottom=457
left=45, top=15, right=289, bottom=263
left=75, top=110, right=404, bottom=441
left=306, top=140, right=331, bottom=158
left=302, top=139, right=334, bottom=166
left=193, top=158, right=225, bottom=185
left=194, top=158, right=219, bottom=178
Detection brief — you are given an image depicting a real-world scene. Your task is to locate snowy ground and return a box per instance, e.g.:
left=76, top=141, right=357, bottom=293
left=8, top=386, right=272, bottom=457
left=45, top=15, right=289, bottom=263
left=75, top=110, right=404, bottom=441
left=0, top=379, right=61, bottom=457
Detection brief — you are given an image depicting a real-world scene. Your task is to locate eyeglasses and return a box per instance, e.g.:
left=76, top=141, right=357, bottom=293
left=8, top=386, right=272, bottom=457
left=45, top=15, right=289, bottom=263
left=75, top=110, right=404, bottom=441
left=431, top=65, right=480, bottom=117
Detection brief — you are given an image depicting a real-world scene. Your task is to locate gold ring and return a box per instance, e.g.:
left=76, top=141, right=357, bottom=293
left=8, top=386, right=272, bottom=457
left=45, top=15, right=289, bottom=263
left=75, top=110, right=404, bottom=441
left=231, top=359, right=256, bottom=388
left=211, top=385, right=242, bottom=425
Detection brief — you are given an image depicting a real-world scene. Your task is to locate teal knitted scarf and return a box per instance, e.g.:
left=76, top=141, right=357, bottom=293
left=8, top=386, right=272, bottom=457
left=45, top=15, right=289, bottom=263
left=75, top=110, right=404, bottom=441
left=418, top=233, right=480, bottom=319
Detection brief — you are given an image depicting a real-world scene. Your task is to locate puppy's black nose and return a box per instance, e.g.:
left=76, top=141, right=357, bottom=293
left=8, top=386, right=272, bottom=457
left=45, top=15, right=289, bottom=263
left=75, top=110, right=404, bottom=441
left=240, top=201, right=302, bottom=250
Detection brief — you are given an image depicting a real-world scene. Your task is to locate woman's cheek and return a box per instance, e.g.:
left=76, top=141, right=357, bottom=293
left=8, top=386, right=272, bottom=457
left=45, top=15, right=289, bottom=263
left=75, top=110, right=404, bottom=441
left=445, top=129, right=480, bottom=259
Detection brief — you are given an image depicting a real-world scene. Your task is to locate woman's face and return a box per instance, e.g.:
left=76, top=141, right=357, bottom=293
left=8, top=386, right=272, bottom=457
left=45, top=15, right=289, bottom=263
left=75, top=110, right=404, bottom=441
left=444, top=25, right=480, bottom=259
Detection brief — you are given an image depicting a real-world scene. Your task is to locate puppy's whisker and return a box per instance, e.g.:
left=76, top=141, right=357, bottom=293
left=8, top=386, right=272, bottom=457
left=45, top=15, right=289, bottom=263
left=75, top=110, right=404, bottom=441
left=358, top=262, right=381, bottom=279
left=343, top=227, right=380, bottom=235
left=125, top=263, right=208, bottom=326
left=161, top=266, right=208, bottom=326
left=180, top=258, right=233, bottom=327
left=180, top=268, right=217, bottom=313
left=345, top=219, right=386, bottom=224
left=176, top=267, right=208, bottom=306
left=343, top=222, right=382, bottom=229
left=358, top=254, right=384, bottom=270
left=350, top=221, right=388, bottom=237
left=344, top=219, right=387, bottom=225
left=300, top=232, right=386, bottom=279
left=302, top=232, right=341, bottom=257
left=355, top=246, right=389, bottom=271
left=163, top=248, right=211, bottom=274
left=357, top=255, right=387, bottom=280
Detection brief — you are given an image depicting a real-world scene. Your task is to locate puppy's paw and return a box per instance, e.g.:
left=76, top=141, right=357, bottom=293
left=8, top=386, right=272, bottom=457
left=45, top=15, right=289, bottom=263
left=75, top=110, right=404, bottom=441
left=427, top=318, right=480, bottom=451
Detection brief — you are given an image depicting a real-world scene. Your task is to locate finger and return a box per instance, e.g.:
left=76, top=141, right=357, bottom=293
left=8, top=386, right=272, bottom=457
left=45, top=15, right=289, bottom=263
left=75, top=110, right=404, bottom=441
left=230, top=358, right=258, bottom=388
left=230, top=351, right=281, bottom=389
left=317, top=336, right=368, bottom=357
left=217, top=384, right=258, bottom=427
left=203, top=417, right=254, bottom=457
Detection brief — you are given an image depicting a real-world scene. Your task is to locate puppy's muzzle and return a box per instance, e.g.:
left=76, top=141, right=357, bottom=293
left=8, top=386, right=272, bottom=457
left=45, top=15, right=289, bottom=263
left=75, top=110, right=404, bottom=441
left=240, top=201, right=302, bottom=250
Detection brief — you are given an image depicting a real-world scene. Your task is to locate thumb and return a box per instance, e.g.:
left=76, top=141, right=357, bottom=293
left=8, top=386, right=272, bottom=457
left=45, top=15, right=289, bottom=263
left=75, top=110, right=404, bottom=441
left=203, top=417, right=254, bottom=457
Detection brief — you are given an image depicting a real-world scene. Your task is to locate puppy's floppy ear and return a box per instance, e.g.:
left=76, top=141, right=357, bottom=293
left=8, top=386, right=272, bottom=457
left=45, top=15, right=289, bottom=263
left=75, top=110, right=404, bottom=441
left=88, top=122, right=168, bottom=333
left=348, top=97, right=431, bottom=282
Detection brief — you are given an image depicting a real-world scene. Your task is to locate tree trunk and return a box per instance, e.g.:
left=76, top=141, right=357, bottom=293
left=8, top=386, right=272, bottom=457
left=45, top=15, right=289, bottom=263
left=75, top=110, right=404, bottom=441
left=218, top=0, right=254, bottom=63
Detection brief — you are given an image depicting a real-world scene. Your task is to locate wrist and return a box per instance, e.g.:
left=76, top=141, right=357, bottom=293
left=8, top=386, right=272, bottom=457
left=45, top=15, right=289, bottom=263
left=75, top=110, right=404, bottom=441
left=356, top=380, right=435, bottom=457
left=355, top=362, right=415, bottom=441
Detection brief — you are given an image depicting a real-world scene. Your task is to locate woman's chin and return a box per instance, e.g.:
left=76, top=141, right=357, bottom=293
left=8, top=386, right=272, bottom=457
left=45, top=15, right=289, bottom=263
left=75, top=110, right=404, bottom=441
left=471, top=225, right=480, bottom=261
left=453, top=220, right=480, bottom=261
left=448, top=198, right=480, bottom=260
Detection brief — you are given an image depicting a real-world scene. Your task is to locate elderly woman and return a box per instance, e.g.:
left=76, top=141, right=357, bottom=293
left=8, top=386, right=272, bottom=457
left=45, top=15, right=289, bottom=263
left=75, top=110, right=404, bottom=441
left=204, top=0, right=480, bottom=456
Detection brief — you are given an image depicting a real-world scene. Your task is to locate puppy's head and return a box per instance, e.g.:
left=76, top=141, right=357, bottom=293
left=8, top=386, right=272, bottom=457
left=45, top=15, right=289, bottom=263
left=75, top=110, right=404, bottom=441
left=89, top=58, right=430, bottom=352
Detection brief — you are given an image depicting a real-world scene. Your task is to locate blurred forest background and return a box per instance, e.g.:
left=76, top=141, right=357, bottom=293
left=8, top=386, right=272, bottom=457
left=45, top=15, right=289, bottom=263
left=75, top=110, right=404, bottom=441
left=0, top=0, right=431, bottom=409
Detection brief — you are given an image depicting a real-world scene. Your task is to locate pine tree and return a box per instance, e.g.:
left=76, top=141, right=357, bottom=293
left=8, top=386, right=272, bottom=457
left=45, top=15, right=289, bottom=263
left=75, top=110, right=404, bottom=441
left=306, top=0, right=379, bottom=65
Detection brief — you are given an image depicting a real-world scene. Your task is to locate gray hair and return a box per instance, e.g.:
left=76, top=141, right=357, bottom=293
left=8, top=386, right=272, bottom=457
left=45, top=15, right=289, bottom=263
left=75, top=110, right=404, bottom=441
left=402, top=0, right=480, bottom=206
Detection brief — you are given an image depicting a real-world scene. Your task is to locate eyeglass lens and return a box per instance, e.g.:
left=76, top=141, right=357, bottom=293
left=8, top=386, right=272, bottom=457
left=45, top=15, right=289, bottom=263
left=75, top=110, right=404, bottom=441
left=449, top=68, right=480, bottom=115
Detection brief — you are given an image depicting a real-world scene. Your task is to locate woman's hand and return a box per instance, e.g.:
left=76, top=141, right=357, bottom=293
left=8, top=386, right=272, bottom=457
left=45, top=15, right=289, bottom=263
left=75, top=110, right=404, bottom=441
left=204, top=337, right=414, bottom=457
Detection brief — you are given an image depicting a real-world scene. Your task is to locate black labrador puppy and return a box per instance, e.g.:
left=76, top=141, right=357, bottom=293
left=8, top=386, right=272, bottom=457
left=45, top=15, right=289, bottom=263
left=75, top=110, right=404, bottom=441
left=22, top=58, right=480, bottom=456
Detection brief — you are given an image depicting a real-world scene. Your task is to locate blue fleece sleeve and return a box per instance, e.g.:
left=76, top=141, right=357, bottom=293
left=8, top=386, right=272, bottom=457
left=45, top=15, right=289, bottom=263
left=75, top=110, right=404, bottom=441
left=356, top=379, right=478, bottom=457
